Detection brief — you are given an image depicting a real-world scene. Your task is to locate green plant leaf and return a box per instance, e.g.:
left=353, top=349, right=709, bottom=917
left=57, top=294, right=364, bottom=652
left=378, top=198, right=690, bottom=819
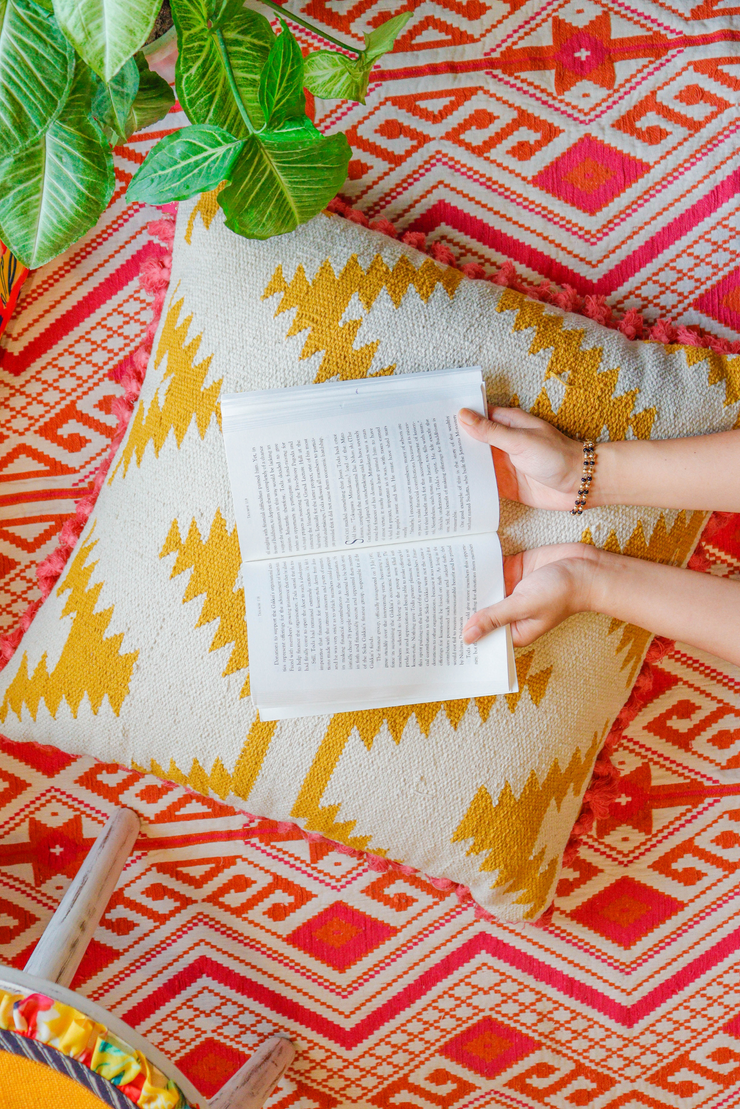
left=363, top=10, right=412, bottom=63
left=304, top=11, right=412, bottom=104
left=92, top=56, right=140, bottom=145
left=0, top=60, right=114, bottom=268
left=173, top=0, right=274, bottom=136
left=52, top=0, right=161, bottom=81
left=303, top=50, right=369, bottom=104
left=218, top=129, right=350, bottom=239
left=209, top=0, right=242, bottom=28
left=0, top=0, right=74, bottom=155
left=127, top=124, right=244, bottom=203
left=258, top=19, right=305, bottom=129
left=263, top=114, right=321, bottom=143
left=126, top=54, right=175, bottom=135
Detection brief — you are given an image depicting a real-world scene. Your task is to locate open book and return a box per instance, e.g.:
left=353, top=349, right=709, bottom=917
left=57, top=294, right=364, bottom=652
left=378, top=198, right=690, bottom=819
left=221, top=368, right=517, bottom=720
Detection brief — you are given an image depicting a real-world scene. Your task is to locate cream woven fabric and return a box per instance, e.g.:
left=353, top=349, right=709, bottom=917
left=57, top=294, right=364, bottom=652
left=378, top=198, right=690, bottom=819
left=2, top=194, right=737, bottom=921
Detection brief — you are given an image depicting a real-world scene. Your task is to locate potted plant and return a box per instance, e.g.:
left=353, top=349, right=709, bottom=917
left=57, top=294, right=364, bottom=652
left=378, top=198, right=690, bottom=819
left=0, top=0, right=409, bottom=334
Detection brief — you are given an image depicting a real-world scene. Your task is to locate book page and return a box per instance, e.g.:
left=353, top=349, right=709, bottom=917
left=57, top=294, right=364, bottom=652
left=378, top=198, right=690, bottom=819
left=222, top=369, right=497, bottom=561
left=244, top=534, right=516, bottom=720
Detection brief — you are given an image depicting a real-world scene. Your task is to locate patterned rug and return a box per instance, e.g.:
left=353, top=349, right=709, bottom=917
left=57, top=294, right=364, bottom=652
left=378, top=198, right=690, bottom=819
left=1, top=1, right=740, bottom=1105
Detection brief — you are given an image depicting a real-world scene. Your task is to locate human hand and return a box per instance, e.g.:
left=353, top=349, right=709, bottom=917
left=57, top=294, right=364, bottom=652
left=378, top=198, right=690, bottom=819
left=459, top=406, right=583, bottom=510
left=462, top=543, right=599, bottom=648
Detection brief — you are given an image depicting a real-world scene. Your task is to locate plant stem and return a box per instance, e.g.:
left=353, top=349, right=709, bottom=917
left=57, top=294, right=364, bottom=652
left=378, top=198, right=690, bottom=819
left=214, top=28, right=255, bottom=133
left=258, top=0, right=362, bottom=56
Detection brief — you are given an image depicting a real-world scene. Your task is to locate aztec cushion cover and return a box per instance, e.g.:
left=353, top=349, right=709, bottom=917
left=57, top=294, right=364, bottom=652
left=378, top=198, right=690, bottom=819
left=0, top=195, right=738, bottom=923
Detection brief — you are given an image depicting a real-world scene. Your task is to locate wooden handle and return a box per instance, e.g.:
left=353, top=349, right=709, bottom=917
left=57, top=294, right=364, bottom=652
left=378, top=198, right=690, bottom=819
left=209, top=1035, right=295, bottom=1109
left=24, top=807, right=140, bottom=988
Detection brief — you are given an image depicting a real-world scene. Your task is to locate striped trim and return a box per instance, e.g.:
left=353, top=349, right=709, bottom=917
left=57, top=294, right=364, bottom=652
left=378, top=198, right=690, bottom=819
left=0, top=1029, right=133, bottom=1109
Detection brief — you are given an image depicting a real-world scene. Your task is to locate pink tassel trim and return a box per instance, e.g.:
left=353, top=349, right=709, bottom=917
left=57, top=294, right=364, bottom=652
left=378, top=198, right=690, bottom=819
left=0, top=202, right=734, bottom=924
left=327, top=196, right=740, bottom=353
left=0, top=216, right=175, bottom=670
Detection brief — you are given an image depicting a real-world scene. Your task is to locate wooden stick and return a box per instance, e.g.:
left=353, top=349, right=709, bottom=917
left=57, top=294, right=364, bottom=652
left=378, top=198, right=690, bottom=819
left=210, top=1035, right=295, bottom=1109
left=24, top=807, right=140, bottom=988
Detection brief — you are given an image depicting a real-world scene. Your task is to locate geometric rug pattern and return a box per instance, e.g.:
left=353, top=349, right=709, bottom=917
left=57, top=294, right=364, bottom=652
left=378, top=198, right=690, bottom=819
left=0, top=511, right=738, bottom=1106
left=317, top=0, right=740, bottom=333
left=1, top=1, right=740, bottom=1103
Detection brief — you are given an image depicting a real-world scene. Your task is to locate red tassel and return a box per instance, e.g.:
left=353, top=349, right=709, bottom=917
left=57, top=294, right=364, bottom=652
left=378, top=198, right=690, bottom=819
left=647, top=318, right=676, bottom=343
left=583, top=294, right=613, bottom=326
left=493, top=260, right=517, bottom=287
left=617, top=307, right=644, bottom=340
left=148, top=217, right=175, bottom=244
left=429, top=241, right=457, bottom=267
left=675, top=325, right=702, bottom=346
left=401, top=230, right=426, bottom=251
left=369, top=218, right=397, bottom=239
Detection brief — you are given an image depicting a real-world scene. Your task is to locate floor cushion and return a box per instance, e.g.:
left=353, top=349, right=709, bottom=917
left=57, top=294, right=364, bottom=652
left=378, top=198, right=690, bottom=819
left=0, top=194, right=737, bottom=922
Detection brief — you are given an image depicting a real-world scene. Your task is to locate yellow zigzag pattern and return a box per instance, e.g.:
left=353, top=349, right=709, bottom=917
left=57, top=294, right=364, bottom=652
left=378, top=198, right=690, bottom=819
left=676, top=344, right=740, bottom=419
left=506, top=650, right=553, bottom=714
left=116, top=291, right=222, bottom=478
left=160, top=511, right=249, bottom=695
left=184, top=186, right=224, bottom=245
left=496, top=288, right=656, bottom=441
left=452, top=733, right=601, bottom=919
left=263, top=253, right=463, bottom=383
left=135, top=717, right=277, bottom=803
left=582, top=510, right=706, bottom=683
left=135, top=512, right=276, bottom=803
left=0, top=528, right=138, bottom=722
left=290, top=654, right=553, bottom=851
left=132, top=652, right=553, bottom=831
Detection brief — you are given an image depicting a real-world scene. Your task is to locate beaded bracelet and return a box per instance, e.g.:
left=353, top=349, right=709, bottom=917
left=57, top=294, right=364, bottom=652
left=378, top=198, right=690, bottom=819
left=570, top=440, right=596, bottom=515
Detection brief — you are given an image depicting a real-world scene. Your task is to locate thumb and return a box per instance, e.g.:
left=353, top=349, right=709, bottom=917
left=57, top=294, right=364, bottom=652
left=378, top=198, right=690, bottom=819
left=462, top=593, right=529, bottom=643
left=459, top=408, right=526, bottom=454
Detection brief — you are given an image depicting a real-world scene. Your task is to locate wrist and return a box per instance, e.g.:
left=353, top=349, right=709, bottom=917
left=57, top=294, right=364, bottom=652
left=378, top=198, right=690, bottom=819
left=559, top=544, right=602, bottom=615
left=583, top=547, right=625, bottom=614
left=586, top=441, right=633, bottom=508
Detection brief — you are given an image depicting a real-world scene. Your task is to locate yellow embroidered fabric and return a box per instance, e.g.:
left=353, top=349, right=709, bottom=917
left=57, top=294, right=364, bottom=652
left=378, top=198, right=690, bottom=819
left=0, top=1053, right=109, bottom=1109
left=1, top=197, right=737, bottom=921
left=0, top=988, right=192, bottom=1108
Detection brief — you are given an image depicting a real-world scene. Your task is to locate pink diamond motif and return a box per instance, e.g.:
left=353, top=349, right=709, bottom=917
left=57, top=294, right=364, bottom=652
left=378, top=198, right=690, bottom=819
left=533, top=135, right=649, bottom=215
left=569, top=876, right=683, bottom=948
left=441, top=1016, right=539, bottom=1078
left=693, top=266, right=740, bottom=331
left=288, top=901, right=396, bottom=971
left=553, top=31, right=609, bottom=78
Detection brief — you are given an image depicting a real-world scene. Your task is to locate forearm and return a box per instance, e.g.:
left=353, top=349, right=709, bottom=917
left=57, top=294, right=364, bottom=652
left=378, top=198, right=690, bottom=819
left=587, top=549, right=740, bottom=664
left=590, top=430, right=740, bottom=512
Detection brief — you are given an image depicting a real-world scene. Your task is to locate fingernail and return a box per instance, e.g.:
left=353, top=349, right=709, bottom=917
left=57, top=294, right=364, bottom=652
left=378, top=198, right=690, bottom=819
left=463, top=627, right=482, bottom=644
left=459, top=408, right=477, bottom=424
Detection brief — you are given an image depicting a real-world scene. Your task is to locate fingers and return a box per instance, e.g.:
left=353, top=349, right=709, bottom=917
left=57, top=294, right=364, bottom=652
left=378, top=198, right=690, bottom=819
left=459, top=408, right=527, bottom=452
left=487, top=406, right=548, bottom=430
left=462, top=595, right=526, bottom=643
